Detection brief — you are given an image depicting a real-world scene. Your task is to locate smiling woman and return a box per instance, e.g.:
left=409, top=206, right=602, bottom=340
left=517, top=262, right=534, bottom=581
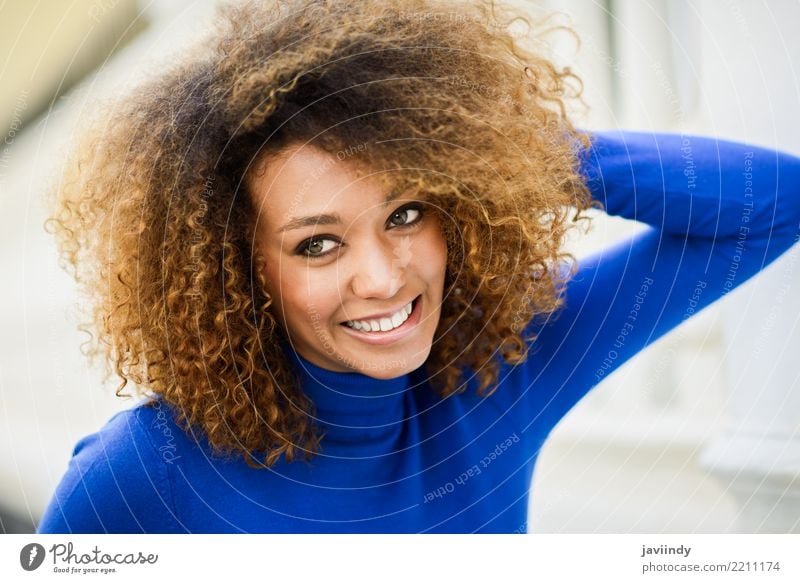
left=247, top=142, right=448, bottom=377
left=36, top=0, right=800, bottom=534
left=41, top=0, right=592, bottom=475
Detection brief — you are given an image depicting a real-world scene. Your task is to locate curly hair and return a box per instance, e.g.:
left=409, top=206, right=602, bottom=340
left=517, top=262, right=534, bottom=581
left=47, top=0, right=599, bottom=468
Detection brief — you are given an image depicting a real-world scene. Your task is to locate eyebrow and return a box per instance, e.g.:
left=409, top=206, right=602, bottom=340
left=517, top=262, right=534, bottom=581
left=277, top=189, right=408, bottom=233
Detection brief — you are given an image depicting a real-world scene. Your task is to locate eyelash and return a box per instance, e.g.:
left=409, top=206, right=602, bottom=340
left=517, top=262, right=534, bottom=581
left=295, top=203, right=426, bottom=260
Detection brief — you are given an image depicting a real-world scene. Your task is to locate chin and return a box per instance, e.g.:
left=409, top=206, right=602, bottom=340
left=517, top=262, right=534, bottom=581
left=361, top=367, right=408, bottom=381
left=349, top=345, right=431, bottom=380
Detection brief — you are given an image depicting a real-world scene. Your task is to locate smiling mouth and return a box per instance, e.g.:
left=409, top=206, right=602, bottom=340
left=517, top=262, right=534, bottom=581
left=340, top=295, right=421, bottom=333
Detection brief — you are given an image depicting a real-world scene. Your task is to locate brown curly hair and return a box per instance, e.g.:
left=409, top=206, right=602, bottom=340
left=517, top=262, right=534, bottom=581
left=46, top=0, right=599, bottom=468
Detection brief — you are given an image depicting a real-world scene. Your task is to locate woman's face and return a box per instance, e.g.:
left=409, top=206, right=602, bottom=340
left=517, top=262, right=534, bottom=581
left=247, top=143, right=448, bottom=379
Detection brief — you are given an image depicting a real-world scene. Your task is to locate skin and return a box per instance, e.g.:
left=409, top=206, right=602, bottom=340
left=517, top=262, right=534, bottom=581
left=246, top=142, right=448, bottom=379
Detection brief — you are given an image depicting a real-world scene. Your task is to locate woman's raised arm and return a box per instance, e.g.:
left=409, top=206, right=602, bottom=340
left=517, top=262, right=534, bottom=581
left=513, top=130, right=800, bottom=431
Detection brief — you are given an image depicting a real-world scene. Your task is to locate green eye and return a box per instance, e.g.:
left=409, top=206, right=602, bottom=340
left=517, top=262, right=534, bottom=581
left=299, top=237, right=338, bottom=257
left=389, top=206, right=421, bottom=227
left=296, top=203, right=425, bottom=261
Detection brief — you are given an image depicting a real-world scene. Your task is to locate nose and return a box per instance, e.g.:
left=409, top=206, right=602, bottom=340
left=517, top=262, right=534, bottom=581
left=349, top=237, right=408, bottom=299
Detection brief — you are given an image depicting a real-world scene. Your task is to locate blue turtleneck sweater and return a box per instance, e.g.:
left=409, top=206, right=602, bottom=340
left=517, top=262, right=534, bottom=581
left=36, top=131, right=800, bottom=533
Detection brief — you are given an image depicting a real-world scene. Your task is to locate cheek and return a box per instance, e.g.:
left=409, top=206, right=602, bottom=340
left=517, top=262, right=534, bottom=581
left=270, top=260, right=341, bottom=326
left=423, top=221, right=449, bottom=280
left=261, top=265, right=311, bottom=337
left=406, top=228, right=448, bottom=297
left=258, top=252, right=306, bottom=324
left=257, top=254, right=282, bottom=307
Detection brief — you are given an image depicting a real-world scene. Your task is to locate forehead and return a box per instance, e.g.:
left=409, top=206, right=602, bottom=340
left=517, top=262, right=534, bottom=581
left=246, top=143, right=386, bottom=224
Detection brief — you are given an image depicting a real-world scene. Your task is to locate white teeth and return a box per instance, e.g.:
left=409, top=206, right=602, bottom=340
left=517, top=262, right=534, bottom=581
left=345, top=299, right=414, bottom=332
left=391, top=311, right=404, bottom=328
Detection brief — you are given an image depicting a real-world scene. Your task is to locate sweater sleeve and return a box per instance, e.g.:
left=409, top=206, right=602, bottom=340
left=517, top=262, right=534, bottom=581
left=35, top=403, right=184, bottom=534
left=516, top=130, right=800, bottom=431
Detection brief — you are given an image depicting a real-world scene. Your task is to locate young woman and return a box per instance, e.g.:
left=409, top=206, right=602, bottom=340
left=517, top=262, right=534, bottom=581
left=37, top=0, right=800, bottom=533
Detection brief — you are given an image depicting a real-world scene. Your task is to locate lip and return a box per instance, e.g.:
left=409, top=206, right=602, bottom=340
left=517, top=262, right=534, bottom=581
left=339, top=295, right=422, bottom=346
left=342, top=296, right=417, bottom=323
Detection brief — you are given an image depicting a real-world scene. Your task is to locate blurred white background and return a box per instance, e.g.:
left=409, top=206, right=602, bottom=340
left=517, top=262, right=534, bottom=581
left=0, top=0, right=798, bottom=533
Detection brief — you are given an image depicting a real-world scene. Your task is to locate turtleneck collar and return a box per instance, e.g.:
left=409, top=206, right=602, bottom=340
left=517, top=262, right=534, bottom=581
left=282, top=344, right=418, bottom=452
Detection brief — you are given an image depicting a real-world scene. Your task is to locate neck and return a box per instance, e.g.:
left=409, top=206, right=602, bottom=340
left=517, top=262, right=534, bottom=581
left=282, top=345, right=419, bottom=453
